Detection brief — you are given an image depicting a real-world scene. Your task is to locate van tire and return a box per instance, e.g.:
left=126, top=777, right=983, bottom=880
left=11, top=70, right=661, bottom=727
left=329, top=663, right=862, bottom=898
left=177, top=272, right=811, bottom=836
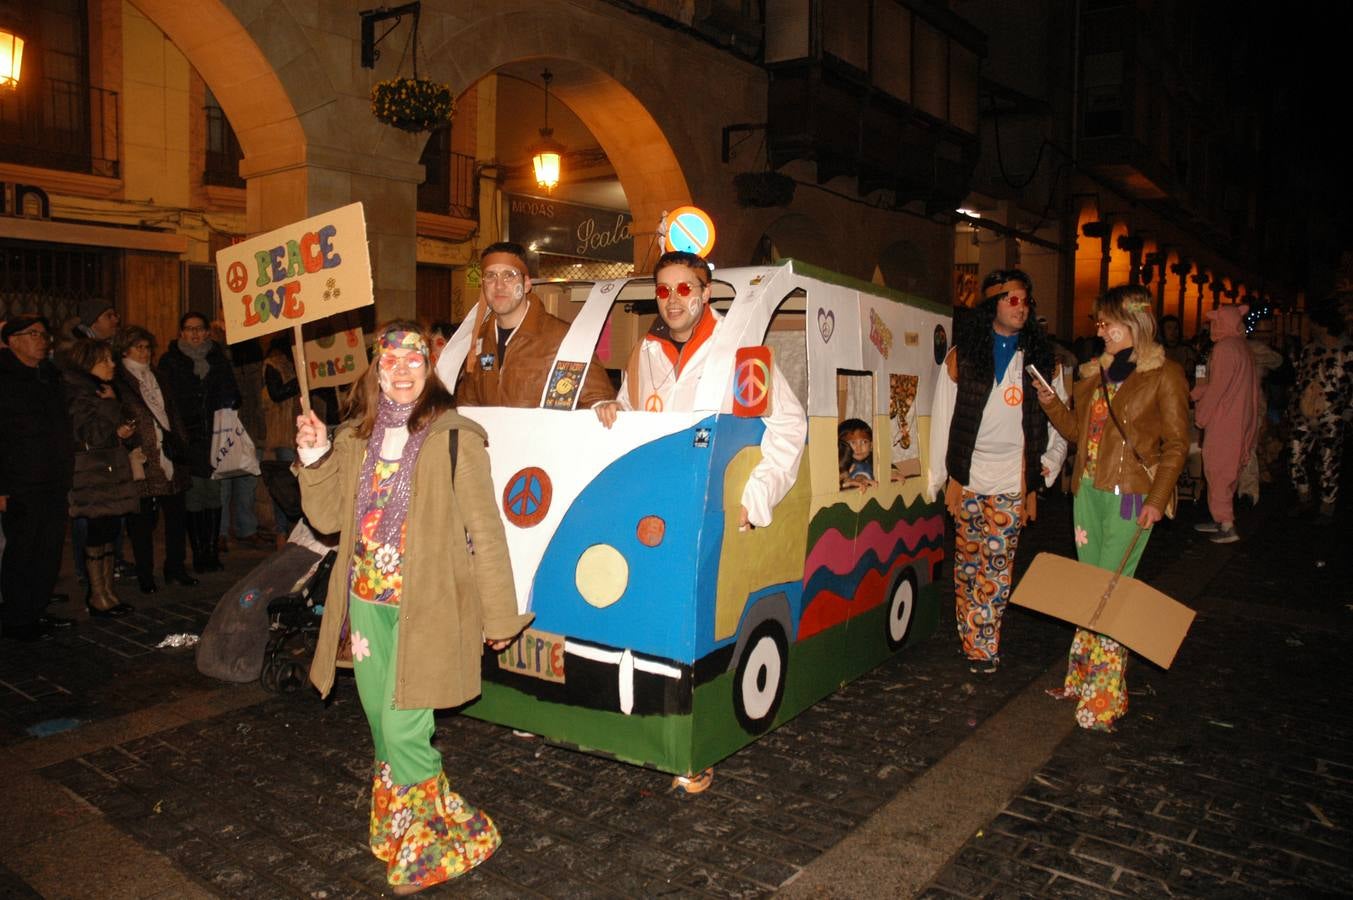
left=733, top=621, right=788, bottom=734
left=885, top=568, right=918, bottom=651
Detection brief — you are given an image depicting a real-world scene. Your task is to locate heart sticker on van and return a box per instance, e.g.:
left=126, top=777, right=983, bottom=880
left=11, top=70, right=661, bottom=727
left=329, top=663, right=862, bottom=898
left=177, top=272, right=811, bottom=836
left=817, top=308, right=835, bottom=343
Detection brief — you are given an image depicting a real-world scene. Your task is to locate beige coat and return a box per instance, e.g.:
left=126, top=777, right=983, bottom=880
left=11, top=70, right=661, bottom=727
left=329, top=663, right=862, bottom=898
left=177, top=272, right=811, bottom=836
left=1041, top=342, right=1190, bottom=515
left=300, top=410, right=532, bottom=709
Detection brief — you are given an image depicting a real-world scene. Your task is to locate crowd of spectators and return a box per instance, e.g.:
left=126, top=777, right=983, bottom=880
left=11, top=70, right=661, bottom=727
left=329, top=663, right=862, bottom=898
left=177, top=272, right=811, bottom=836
left=0, top=305, right=303, bottom=642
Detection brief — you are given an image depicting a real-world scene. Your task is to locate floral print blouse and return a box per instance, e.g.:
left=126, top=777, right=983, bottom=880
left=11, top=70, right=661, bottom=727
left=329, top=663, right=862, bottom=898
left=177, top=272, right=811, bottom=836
left=349, top=457, right=406, bottom=606
left=1083, top=381, right=1119, bottom=480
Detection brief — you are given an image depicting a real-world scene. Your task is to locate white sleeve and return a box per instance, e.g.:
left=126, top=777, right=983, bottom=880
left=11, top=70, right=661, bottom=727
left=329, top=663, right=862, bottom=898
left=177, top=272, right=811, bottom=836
left=1039, top=365, right=1070, bottom=487
left=297, top=440, right=331, bottom=467
left=612, top=368, right=634, bottom=411
left=926, top=354, right=957, bottom=501
left=740, top=365, right=808, bottom=528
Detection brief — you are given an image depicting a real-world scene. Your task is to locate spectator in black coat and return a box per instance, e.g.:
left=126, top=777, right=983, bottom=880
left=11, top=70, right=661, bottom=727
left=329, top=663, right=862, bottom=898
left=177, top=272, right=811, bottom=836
left=0, top=317, right=76, bottom=641
left=115, top=326, right=198, bottom=593
left=156, top=312, right=240, bottom=573
left=63, top=338, right=139, bottom=617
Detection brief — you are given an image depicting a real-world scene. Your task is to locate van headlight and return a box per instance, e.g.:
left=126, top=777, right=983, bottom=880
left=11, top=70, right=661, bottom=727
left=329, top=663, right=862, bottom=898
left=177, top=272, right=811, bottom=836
left=575, top=544, right=628, bottom=608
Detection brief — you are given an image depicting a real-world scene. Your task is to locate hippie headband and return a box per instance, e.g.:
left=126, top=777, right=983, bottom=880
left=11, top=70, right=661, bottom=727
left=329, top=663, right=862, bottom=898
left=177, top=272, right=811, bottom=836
left=958, top=279, right=1032, bottom=310
left=378, top=329, right=428, bottom=357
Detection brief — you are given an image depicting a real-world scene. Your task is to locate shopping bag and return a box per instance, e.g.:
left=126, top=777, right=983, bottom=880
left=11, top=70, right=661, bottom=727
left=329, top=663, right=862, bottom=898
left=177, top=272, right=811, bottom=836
left=210, top=408, right=262, bottom=479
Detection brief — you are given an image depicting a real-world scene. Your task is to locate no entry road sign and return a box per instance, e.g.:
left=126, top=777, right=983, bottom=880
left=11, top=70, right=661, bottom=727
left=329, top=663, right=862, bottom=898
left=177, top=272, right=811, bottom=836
left=665, top=206, right=716, bottom=257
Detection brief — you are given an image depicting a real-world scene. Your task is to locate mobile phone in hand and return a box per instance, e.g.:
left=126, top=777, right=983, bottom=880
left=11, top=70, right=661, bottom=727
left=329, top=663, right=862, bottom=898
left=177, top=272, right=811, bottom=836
left=1025, top=363, right=1054, bottom=394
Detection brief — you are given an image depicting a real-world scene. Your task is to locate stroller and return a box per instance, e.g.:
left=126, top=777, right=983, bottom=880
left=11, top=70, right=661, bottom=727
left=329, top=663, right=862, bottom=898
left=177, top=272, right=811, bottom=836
left=260, top=549, right=336, bottom=692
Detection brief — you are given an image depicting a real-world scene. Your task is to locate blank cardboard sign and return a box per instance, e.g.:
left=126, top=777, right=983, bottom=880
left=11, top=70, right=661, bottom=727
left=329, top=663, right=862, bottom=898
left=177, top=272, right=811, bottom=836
left=1011, top=552, right=1195, bottom=669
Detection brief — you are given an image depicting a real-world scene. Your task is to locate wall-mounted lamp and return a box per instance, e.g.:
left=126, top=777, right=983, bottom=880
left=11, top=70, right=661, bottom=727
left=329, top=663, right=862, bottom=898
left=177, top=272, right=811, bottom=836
left=0, top=24, right=24, bottom=90
left=531, top=69, right=564, bottom=193
left=1081, top=221, right=1111, bottom=239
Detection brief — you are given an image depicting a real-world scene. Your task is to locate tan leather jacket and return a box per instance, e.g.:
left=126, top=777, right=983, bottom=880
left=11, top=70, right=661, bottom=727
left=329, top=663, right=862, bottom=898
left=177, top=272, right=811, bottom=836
left=1041, top=343, right=1190, bottom=514
left=300, top=412, right=532, bottom=710
left=455, top=298, right=614, bottom=409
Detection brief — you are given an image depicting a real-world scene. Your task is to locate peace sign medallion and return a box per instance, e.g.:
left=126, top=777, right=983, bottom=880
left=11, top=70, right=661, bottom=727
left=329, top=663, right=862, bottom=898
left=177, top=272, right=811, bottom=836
left=502, top=466, right=552, bottom=528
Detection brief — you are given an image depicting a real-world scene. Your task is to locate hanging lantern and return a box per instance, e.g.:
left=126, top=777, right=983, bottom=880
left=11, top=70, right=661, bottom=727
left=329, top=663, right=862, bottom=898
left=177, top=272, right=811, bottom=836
left=531, top=137, right=563, bottom=193
left=0, top=26, right=24, bottom=90
left=531, top=69, right=564, bottom=193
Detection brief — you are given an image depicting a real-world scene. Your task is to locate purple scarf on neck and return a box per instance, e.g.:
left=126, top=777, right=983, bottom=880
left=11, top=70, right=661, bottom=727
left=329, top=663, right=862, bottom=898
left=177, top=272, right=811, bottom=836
left=355, top=393, right=433, bottom=548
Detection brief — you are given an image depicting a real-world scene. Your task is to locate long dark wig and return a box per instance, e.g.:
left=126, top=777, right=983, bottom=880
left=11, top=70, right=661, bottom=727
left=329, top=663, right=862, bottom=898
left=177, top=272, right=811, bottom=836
left=343, top=319, right=456, bottom=439
left=955, top=268, right=1054, bottom=379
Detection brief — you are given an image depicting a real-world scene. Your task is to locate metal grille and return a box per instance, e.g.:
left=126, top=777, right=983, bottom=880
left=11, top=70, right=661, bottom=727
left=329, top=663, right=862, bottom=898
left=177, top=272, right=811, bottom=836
left=417, top=134, right=478, bottom=221
left=537, top=254, right=634, bottom=282
left=0, top=239, right=117, bottom=325
left=0, top=77, right=120, bottom=177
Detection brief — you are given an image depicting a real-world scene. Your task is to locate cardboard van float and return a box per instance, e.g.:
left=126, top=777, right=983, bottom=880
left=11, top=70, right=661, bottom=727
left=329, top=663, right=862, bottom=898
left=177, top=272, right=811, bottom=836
left=437, top=259, right=951, bottom=777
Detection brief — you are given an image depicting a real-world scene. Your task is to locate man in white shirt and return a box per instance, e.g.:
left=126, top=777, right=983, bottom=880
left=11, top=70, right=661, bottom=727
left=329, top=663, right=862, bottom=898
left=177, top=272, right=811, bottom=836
left=928, top=269, right=1067, bottom=674
left=595, top=251, right=806, bottom=530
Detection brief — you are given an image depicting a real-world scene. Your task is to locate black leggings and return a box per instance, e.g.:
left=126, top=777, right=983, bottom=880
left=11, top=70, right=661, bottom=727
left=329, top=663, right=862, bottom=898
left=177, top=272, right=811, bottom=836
left=126, top=493, right=189, bottom=576
left=86, top=515, right=121, bottom=546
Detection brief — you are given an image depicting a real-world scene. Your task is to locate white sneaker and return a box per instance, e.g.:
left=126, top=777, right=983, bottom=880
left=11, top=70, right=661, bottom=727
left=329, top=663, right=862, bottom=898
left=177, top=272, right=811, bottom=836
left=1210, top=523, right=1240, bottom=544
left=1193, top=521, right=1221, bottom=533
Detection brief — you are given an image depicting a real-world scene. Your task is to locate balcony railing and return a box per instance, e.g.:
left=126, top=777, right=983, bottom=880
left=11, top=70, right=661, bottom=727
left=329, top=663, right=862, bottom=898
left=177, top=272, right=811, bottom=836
left=0, top=76, right=119, bottom=178
left=204, top=104, right=245, bottom=188
left=417, top=143, right=477, bottom=221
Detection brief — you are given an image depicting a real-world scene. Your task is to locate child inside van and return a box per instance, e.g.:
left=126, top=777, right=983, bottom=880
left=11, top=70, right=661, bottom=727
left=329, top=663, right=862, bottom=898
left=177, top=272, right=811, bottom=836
left=838, top=419, right=876, bottom=489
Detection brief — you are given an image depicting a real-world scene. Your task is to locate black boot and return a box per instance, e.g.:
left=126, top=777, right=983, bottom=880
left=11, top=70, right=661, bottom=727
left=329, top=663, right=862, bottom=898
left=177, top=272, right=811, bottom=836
left=164, top=566, right=199, bottom=587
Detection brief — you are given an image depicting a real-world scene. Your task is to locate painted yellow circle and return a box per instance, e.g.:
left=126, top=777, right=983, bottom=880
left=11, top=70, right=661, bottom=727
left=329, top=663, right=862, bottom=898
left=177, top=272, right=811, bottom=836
left=575, top=544, right=629, bottom=608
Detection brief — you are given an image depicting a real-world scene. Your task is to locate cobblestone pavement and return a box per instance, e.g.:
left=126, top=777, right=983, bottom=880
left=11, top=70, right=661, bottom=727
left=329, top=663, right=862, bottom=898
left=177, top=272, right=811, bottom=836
left=4, top=498, right=1081, bottom=898
left=920, top=492, right=1353, bottom=899
left=5, top=486, right=1351, bottom=898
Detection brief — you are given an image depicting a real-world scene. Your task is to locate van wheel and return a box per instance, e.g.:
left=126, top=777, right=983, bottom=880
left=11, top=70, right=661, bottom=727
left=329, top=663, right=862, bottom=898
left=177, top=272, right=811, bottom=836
left=885, top=569, right=918, bottom=651
left=733, top=621, right=788, bottom=734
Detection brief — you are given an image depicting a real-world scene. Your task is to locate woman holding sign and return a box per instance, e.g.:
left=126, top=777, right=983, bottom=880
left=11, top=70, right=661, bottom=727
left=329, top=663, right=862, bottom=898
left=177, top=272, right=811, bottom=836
left=295, top=320, right=531, bottom=894
left=1034, top=285, right=1189, bottom=732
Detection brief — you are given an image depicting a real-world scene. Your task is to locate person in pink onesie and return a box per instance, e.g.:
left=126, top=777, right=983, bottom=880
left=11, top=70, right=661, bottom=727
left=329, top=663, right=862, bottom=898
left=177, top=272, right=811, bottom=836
left=1191, top=305, right=1261, bottom=542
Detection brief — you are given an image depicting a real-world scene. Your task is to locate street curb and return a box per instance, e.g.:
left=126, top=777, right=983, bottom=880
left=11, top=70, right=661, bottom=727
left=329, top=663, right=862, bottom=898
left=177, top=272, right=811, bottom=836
left=777, top=664, right=1077, bottom=899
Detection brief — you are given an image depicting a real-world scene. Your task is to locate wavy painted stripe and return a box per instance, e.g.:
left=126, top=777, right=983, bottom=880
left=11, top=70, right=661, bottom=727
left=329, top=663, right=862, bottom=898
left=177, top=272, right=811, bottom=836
left=804, top=514, right=943, bottom=578
left=798, top=547, right=943, bottom=640
left=801, top=543, right=939, bottom=606
left=808, top=494, right=938, bottom=544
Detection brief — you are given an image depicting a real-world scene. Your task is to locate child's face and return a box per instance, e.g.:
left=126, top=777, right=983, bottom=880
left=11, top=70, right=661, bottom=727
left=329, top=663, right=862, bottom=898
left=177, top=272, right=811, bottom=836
left=844, top=430, right=871, bottom=460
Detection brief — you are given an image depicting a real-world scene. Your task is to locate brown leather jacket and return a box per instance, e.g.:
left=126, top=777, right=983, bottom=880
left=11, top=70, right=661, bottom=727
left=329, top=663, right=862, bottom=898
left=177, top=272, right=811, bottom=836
left=455, top=298, right=614, bottom=409
left=1041, top=342, right=1189, bottom=515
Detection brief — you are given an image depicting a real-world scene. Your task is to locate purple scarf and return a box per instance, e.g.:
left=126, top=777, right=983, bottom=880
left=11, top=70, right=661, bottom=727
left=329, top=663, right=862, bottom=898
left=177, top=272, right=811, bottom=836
left=354, top=394, right=433, bottom=547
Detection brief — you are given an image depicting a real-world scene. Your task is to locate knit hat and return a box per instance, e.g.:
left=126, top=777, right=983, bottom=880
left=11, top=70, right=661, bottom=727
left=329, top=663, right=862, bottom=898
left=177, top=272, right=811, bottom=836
left=78, top=297, right=115, bottom=327
left=2, top=315, right=47, bottom=342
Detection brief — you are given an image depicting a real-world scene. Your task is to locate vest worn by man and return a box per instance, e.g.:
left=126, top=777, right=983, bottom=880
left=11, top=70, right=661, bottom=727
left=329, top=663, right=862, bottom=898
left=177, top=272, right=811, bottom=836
left=945, top=346, right=1047, bottom=492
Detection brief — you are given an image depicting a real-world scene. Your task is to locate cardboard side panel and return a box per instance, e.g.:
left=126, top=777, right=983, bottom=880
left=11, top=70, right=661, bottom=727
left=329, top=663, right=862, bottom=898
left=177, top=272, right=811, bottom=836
left=1010, top=552, right=1196, bottom=668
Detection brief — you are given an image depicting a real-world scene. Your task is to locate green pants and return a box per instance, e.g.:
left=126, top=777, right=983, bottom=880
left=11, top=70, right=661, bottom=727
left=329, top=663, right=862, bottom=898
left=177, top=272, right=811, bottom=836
left=1073, top=479, right=1151, bottom=576
left=1065, top=479, right=1153, bottom=731
left=348, top=599, right=440, bottom=785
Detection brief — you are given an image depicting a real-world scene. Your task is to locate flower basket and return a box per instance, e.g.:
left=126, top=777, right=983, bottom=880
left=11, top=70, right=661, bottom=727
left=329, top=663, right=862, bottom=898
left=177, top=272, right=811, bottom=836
left=370, top=77, right=455, bottom=132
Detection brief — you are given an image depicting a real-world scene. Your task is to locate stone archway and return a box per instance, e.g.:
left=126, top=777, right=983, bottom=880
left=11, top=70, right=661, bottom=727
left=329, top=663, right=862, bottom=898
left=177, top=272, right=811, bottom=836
left=421, top=10, right=695, bottom=268
left=127, top=0, right=307, bottom=234
left=128, top=1, right=706, bottom=317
